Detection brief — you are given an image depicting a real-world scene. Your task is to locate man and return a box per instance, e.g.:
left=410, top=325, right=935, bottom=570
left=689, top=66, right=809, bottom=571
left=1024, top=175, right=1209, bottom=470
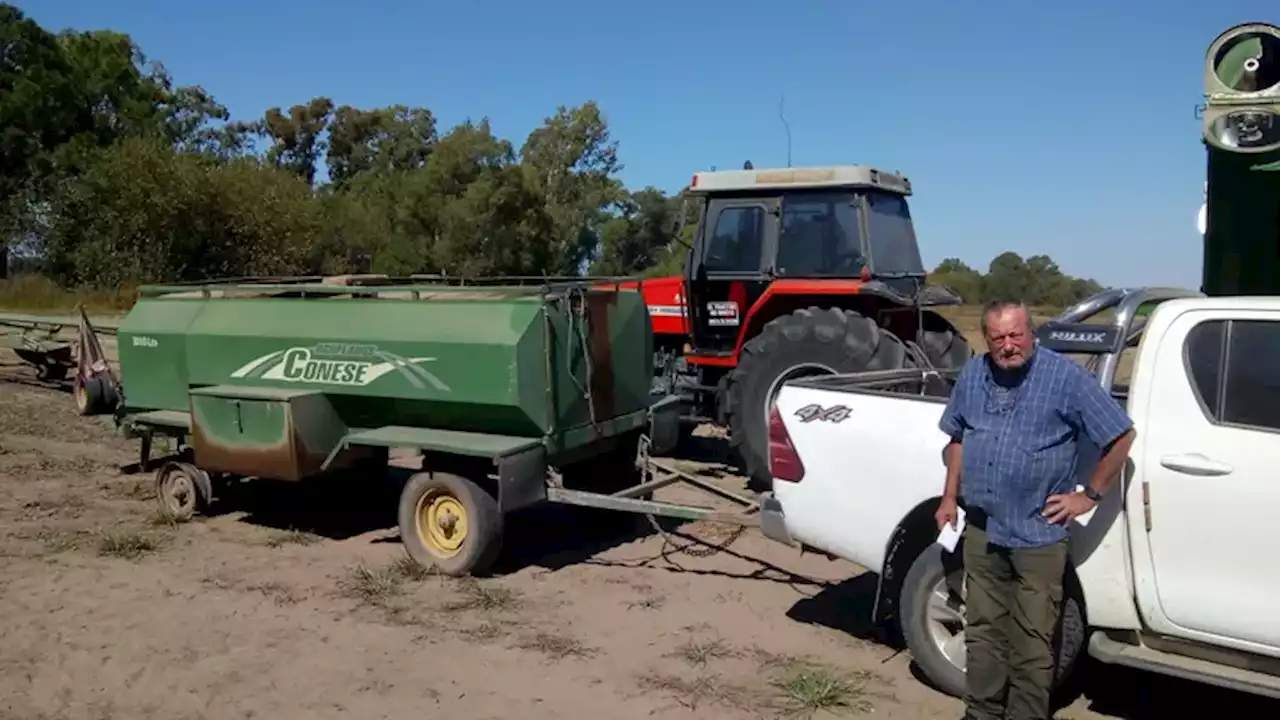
left=935, top=300, right=1136, bottom=720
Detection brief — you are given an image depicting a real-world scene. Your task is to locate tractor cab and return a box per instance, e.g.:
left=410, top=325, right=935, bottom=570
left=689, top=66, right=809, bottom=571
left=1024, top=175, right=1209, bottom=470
left=679, top=165, right=931, bottom=357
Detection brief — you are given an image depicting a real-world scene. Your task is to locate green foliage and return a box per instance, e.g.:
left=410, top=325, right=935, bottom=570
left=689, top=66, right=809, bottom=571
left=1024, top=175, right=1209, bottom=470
left=928, top=253, right=1104, bottom=307
left=0, top=4, right=1106, bottom=307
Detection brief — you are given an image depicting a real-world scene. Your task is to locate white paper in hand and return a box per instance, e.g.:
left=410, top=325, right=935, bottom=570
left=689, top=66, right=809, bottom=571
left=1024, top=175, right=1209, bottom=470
left=936, top=506, right=966, bottom=553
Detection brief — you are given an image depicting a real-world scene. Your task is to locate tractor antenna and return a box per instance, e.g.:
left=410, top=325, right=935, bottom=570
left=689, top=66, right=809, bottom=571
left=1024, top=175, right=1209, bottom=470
left=778, top=95, right=792, bottom=168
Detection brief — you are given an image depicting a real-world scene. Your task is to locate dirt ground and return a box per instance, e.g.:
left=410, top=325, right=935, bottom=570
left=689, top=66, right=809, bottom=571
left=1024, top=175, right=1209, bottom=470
left=1, top=341, right=1276, bottom=719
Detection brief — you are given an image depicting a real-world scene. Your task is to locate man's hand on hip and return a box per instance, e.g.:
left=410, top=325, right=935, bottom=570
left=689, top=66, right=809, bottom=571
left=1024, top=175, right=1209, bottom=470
left=1042, top=491, right=1096, bottom=526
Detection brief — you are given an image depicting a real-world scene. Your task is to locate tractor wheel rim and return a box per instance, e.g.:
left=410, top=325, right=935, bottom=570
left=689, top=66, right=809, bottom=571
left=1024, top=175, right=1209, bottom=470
left=763, top=362, right=837, bottom=432
left=416, top=492, right=467, bottom=558
left=926, top=574, right=968, bottom=673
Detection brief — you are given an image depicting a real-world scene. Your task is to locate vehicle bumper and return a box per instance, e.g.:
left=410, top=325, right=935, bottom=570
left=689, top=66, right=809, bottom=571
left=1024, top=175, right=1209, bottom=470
left=758, top=491, right=796, bottom=546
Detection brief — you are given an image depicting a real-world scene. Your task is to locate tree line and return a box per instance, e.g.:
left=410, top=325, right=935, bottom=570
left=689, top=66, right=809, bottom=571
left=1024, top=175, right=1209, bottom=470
left=928, top=254, right=1104, bottom=307
left=0, top=4, right=1102, bottom=307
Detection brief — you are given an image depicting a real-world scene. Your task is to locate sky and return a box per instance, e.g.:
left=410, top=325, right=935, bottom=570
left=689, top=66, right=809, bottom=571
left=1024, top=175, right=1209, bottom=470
left=20, top=1, right=1280, bottom=289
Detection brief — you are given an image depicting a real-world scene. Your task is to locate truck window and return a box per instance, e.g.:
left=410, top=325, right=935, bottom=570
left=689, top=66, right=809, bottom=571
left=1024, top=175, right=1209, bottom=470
left=704, top=206, right=765, bottom=273
left=776, top=191, right=864, bottom=276
left=1184, top=318, right=1280, bottom=431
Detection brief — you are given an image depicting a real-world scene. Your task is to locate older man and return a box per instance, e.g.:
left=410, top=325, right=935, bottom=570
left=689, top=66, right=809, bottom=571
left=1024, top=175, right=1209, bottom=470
left=935, top=300, right=1136, bottom=720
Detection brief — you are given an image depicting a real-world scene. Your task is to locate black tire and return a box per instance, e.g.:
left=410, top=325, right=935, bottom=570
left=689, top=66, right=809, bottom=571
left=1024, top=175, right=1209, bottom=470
left=898, top=543, right=1086, bottom=700
left=723, top=307, right=913, bottom=489
left=919, top=311, right=973, bottom=370
left=74, top=374, right=118, bottom=416
left=398, top=471, right=502, bottom=577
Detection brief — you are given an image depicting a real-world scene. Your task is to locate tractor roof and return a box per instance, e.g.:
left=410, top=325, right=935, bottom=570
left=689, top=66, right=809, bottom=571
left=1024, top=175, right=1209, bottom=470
left=687, top=164, right=912, bottom=196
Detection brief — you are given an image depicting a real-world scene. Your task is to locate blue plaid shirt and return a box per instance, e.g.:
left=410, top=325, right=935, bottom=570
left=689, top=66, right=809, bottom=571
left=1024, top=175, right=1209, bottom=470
left=938, top=347, right=1133, bottom=548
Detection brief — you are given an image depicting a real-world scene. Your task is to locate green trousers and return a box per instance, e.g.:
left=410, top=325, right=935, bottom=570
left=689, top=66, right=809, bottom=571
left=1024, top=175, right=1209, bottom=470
left=962, top=523, right=1068, bottom=720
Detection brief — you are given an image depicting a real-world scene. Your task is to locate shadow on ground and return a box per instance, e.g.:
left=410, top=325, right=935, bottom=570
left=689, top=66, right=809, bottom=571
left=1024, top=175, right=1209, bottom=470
left=784, top=571, right=901, bottom=647
left=787, top=573, right=1280, bottom=718
left=1058, top=659, right=1280, bottom=719
left=196, top=465, right=681, bottom=577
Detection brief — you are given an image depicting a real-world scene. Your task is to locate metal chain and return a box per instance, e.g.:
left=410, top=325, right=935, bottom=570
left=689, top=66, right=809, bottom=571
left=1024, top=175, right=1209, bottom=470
left=634, top=434, right=748, bottom=558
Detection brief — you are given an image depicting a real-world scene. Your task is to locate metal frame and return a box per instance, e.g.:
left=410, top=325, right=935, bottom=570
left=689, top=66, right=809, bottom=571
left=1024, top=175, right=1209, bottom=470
left=1049, top=286, right=1205, bottom=389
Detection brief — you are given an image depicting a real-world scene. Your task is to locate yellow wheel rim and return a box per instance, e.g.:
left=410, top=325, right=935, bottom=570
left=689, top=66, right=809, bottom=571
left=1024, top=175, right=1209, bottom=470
left=415, top=491, right=467, bottom=558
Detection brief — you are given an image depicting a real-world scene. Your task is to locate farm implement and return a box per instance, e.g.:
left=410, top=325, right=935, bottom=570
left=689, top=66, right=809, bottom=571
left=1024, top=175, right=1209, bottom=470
left=0, top=308, right=122, bottom=414
left=70, top=275, right=760, bottom=576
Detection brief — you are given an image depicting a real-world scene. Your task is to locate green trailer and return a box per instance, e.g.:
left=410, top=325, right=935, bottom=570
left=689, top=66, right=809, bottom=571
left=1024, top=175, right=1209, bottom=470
left=81, top=275, right=754, bottom=575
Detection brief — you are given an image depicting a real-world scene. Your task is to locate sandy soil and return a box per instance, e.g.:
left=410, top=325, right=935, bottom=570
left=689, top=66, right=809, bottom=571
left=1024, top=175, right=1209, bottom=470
left=0, top=347, right=1276, bottom=719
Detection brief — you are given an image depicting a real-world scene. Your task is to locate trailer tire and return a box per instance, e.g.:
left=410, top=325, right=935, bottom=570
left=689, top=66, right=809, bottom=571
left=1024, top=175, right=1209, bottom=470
left=154, top=461, right=211, bottom=522
left=399, top=471, right=502, bottom=577
left=898, top=543, right=1086, bottom=700
left=724, top=307, right=912, bottom=489
left=74, top=374, right=117, bottom=416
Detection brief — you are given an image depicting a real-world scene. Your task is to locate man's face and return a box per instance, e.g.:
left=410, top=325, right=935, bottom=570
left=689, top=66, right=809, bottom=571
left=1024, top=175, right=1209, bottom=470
left=984, top=306, right=1034, bottom=370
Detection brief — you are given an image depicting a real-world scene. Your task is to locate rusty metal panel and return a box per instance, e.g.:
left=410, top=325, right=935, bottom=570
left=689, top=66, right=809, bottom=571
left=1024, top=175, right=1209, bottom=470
left=188, top=386, right=352, bottom=481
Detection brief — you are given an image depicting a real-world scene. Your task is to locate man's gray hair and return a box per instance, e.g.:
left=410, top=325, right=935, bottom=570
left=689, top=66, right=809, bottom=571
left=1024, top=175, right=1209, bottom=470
left=980, top=299, right=1036, bottom=335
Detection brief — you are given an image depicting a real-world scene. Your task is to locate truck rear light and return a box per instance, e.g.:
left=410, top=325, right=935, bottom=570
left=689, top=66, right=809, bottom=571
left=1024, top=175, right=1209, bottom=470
left=767, top=405, right=805, bottom=482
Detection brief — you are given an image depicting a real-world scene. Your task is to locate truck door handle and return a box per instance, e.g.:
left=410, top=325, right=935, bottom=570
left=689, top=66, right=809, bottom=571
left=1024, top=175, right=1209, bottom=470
left=1159, top=453, right=1233, bottom=477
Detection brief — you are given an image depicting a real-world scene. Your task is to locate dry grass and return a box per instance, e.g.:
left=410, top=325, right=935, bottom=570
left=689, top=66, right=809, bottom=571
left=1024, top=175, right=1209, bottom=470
left=264, top=528, right=322, bottom=548
left=97, top=530, right=161, bottom=560
left=669, top=636, right=739, bottom=668
left=636, top=672, right=757, bottom=713
left=0, top=274, right=136, bottom=314
left=516, top=631, right=596, bottom=660
left=443, top=578, right=521, bottom=613
left=769, top=662, right=878, bottom=717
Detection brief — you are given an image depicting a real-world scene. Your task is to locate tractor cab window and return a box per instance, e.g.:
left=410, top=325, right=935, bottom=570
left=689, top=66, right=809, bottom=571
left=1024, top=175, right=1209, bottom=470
left=703, top=205, right=766, bottom=273
left=776, top=191, right=864, bottom=276
left=865, top=191, right=925, bottom=275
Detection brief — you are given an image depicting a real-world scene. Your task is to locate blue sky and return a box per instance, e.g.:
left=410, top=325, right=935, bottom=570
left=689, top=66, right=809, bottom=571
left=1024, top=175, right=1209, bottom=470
left=21, top=1, right=1278, bottom=288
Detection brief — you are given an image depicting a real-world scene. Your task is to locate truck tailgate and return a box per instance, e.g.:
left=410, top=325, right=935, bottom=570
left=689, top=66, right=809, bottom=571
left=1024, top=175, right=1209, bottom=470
left=770, top=381, right=950, bottom=573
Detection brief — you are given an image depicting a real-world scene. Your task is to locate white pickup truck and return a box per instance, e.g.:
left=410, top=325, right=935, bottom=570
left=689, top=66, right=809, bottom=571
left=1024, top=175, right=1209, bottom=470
left=758, top=287, right=1280, bottom=701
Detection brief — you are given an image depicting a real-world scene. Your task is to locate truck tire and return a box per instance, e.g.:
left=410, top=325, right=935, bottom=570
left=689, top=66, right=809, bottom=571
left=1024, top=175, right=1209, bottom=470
left=398, top=471, right=503, bottom=577
left=919, top=311, right=973, bottom=370
left=898, top=543, right=1086, bottom=700
left=724, top=307, right=912, bottom=489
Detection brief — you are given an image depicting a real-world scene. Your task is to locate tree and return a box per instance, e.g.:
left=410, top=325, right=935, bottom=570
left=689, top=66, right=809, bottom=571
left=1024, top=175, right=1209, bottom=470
left=928, top=252, right=1105, bottom=307
left=520, top=101, right=625, bottom=274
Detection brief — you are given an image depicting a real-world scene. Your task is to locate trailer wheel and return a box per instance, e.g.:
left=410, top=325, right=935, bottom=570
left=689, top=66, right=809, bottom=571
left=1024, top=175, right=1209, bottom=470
left=724, top=307, right=912, bottom=489
left=399, top=471, right=502, bottom=577
left=897, top=543, right=1086, bottom=699
left=154, top=461, right=212, bottom=522
left=74, top=375, right=117, bottom=416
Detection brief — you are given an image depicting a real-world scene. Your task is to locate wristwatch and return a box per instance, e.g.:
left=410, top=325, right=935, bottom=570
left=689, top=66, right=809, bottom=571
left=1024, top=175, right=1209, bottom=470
left=1081, top=485, right=1103, bottom=502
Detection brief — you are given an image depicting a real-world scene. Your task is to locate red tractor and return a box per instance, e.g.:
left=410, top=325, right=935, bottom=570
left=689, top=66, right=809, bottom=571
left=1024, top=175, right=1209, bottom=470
left=620, top=164, right=973, bottom=488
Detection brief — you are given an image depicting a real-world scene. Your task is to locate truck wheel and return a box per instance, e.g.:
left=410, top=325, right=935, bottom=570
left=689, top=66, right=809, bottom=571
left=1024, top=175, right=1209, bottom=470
left=919, top=311, right=973, bottom=370
left=723, top=307, right=912, bottom=489
left=398, top=471, right=502, bottom=577
left=898, top=543, right=1086, bottom=699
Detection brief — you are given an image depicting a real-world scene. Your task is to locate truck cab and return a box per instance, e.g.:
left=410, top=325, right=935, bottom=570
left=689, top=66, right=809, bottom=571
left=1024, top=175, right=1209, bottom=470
left=758, top=287, right=1280, bottom=701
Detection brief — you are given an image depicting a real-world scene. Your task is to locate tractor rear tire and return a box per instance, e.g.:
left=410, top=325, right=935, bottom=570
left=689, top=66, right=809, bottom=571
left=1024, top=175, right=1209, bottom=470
left=723, top=307, right=913, bottom=490
left=920, top=311, right=973, bottom=370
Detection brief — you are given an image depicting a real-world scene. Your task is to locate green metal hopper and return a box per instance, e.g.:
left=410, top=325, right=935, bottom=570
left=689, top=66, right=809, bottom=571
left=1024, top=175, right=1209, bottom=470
left=103, top=275, right=686, bottom=575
